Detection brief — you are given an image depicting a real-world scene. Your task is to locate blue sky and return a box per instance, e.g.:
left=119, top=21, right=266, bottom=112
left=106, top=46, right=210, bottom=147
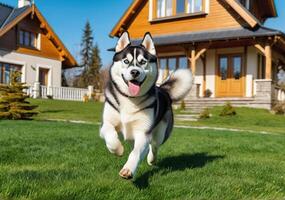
left=1, top=0, right=285, bottom=66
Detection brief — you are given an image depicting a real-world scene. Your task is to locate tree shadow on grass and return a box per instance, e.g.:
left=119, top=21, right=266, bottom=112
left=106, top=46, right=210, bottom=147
left=133, top=152, right=225, bottom=189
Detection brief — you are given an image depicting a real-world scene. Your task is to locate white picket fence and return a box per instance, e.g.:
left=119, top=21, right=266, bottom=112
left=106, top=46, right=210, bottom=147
left=42, top=86, right=89, bottom=101
left=26, top=83, right=93, bottom=102
left=275, top=86, right=285, bottom=102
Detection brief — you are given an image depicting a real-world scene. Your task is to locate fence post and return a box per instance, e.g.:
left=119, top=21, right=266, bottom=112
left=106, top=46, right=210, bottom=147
left=88, top=85, right=94, bottom=99
left=33, top=82, right=40, bottom=99
left=47, top=86, right=53, bottom=96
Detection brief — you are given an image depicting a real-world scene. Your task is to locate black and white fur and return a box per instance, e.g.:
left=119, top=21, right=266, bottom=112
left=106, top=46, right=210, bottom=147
left=100, top=32, right=193, bottom=179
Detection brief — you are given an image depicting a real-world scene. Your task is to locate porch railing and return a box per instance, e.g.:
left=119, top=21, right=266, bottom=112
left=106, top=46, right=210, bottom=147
left=26, top=83, right=100, bottom=102
left=274, top=85, right=285, bottom=102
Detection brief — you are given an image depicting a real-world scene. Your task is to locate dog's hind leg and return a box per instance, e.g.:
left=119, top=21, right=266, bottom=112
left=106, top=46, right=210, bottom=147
left=119, top=132, right=150, bottom=179
left=147, top=121, right=166, bottom=166
left=100, top=104, right=123, bottom=157
left=147, top=111, right=173, bottom=166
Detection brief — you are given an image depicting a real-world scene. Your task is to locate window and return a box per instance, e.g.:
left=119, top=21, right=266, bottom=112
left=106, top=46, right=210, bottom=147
left=219, top=57, right=228, bottom=80
left=19, top=30, right=38, bottom=49
left=157, top=0, right=173, bottom=18
left=176, top=0, right=185, bottom=14
left=158, top=56, right=188, bottom=69
left=187, top=0, right=203, bottom=14
left=178, top=57, right=188, bottom=69
left=0, top=63, right=22, bottom=84
left=158, top=56, right=188, bottom=83
left=156, top=0, right=203, bottom=18
left=233, top=56, right=242, bottom=80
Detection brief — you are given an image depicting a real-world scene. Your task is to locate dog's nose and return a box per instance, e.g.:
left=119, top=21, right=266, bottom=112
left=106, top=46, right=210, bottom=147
left=130, top=69, right=140, bottom=78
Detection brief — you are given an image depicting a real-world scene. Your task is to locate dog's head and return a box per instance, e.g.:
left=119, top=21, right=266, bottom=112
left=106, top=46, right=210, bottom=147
left=110, top=32, right=158, bottom=97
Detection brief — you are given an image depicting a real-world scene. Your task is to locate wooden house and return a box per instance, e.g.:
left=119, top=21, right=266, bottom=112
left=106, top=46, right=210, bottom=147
left=0, top=0, right=77, bottom=88
left=110, top=0, right=285, bottom=110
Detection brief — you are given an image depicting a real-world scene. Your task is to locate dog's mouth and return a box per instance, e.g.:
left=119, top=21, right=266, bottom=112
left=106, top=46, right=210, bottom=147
left=122, top=75, right=145, bottom=96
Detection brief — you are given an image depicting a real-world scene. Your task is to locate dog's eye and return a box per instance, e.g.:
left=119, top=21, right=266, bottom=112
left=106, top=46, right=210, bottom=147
left=124, top=60, right=130, bottom=65
left=139, top=60, right=147, bottom=65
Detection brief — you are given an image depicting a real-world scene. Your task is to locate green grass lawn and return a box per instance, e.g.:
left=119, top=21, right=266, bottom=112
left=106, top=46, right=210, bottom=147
left=176, top=106, right=285, bottom=134
left=29, top=99, right=285, bottom=134
left=0, top=120, right=284, bottom=200
left=0, top=99, right=284, bottom=199
left=29, top=99, right=103, bottom=124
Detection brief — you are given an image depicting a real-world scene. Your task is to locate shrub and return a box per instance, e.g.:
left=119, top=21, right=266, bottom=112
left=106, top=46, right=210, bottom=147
left=220, top=102, right=237, bottom=116
left=180, top=100, right=186, bottom=111
left=199, top=108, right=211, bottom=119
left=0, top=72, right=38, bottom=120
left=272, top=102, right=285, bottom=115
left=205, top=89, right=212, bottom=98
left=83, top=94, right=89, bottom=103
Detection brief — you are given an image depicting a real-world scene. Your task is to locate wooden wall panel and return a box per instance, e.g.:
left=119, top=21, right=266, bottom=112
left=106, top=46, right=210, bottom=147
left=127, top=0, right=244, bottom=39
left=0, top=15, right=61, bottom=61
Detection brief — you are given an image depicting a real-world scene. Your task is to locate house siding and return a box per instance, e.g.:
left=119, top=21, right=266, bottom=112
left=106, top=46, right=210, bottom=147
left=127, top=0, right=244, bottom=39
left=0, top=49, right=62, bottom=87
left=0, top=15, right=61, bottom=61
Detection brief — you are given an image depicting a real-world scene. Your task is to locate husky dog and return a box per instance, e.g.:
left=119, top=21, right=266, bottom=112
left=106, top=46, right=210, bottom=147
left=100, top=32, right=193, bottom=179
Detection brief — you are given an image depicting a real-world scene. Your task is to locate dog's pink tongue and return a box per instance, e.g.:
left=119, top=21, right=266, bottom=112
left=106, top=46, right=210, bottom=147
left=128, top=82, right=141, bottom=96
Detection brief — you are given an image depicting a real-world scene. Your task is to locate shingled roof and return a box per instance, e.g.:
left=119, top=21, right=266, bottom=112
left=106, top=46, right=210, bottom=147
left=132, top=26, right=285, bottom=46
left=0, top=3, right=29, bottom=29
left=108, top=26, right=285, bottom=51
left=0, top=2, right=77, bottom=67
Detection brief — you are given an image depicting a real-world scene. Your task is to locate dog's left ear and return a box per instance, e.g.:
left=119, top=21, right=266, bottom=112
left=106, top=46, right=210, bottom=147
left=141, top=32, right=156, bottom=55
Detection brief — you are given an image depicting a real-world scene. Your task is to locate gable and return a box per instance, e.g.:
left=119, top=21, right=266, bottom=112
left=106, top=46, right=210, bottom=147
left=115, top=0, right=250, bottom=39
left=0, top=4, right=77, bottom=67
left=110, top=0, right=271, bottom=38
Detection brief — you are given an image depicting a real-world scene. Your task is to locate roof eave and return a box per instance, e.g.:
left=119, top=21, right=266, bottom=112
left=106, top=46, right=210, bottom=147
left=110, top=0, right=145, bottom=38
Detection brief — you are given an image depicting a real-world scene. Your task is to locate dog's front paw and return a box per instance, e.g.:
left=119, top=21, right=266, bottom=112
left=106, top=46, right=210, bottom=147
left=107, top=143, right=124, bottom=157
left=119, top=168, right=133, bottom=180
left=114, top=144, right=124, bottom=157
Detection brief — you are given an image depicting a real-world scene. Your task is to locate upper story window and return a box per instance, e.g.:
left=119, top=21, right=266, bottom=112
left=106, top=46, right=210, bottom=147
left=19, top=30, right=39, bottom=49
left=155, top=0, right=204, bottom=19
left=157, top=0, right=173, bottom=18
left=177, top=0, right=203, bottom=14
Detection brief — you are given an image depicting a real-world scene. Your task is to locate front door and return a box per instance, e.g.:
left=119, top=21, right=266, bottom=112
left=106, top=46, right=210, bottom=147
left=216, top=54, right=245, bottom=97
left=39, top=68, right=49, bottom=86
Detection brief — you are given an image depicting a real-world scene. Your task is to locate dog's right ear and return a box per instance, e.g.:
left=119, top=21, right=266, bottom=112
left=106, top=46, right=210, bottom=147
left=115, top=32, right=131, bottom=53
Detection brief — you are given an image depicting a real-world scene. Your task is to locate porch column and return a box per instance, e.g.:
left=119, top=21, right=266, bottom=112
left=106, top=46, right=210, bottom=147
left=265, top=44, right=272, bottom=79
left=191, top=49, right=196, bottom=75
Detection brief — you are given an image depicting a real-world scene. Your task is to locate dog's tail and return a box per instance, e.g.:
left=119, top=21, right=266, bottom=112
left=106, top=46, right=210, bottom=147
left=160, top=69, right=193, bottom=102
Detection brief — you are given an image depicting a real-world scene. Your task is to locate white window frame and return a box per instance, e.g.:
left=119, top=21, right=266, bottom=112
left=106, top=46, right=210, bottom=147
left=187, top=0, right=203, bottom=14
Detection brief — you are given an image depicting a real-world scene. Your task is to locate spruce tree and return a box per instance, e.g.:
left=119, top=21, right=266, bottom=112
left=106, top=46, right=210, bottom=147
left=74, top=22, right=103, bottom=89
left=0, top=71, right=38, bottom=120
left=80, top=21, right=93, bottom=71
left=87, top=44, right=102, bottom=91
left=73, top=21, right=94, bottom=88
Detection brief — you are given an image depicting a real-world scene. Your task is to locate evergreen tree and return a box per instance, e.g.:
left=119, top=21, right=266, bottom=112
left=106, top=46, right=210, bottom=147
left=80, top=21, right=93, bottom=71
left=87, top=44, right=102, bottom=91
left=0, top=72, right=38, bottom=120
left=74, top=22, right=103, bottom=90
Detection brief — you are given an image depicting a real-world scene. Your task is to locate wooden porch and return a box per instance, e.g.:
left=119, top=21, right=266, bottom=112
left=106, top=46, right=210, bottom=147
left=154, top=31, right=285, bottom=108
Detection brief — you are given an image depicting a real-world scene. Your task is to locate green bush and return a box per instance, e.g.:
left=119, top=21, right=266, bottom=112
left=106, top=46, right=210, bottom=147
left=220, top=102, right=237, bottom=117
left=199, top=108, right=211, bottom=119
left=180, top=100, right=186, bottom=111
left=272, top=103, right=285, bottom=115
left=205, top=89, right=212, bottom=98
left=0, top=72, right=38, bottom=120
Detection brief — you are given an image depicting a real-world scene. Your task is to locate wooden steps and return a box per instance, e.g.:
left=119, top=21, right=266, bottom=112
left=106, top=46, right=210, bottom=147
left=179, top=97, right=267, bottom=113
